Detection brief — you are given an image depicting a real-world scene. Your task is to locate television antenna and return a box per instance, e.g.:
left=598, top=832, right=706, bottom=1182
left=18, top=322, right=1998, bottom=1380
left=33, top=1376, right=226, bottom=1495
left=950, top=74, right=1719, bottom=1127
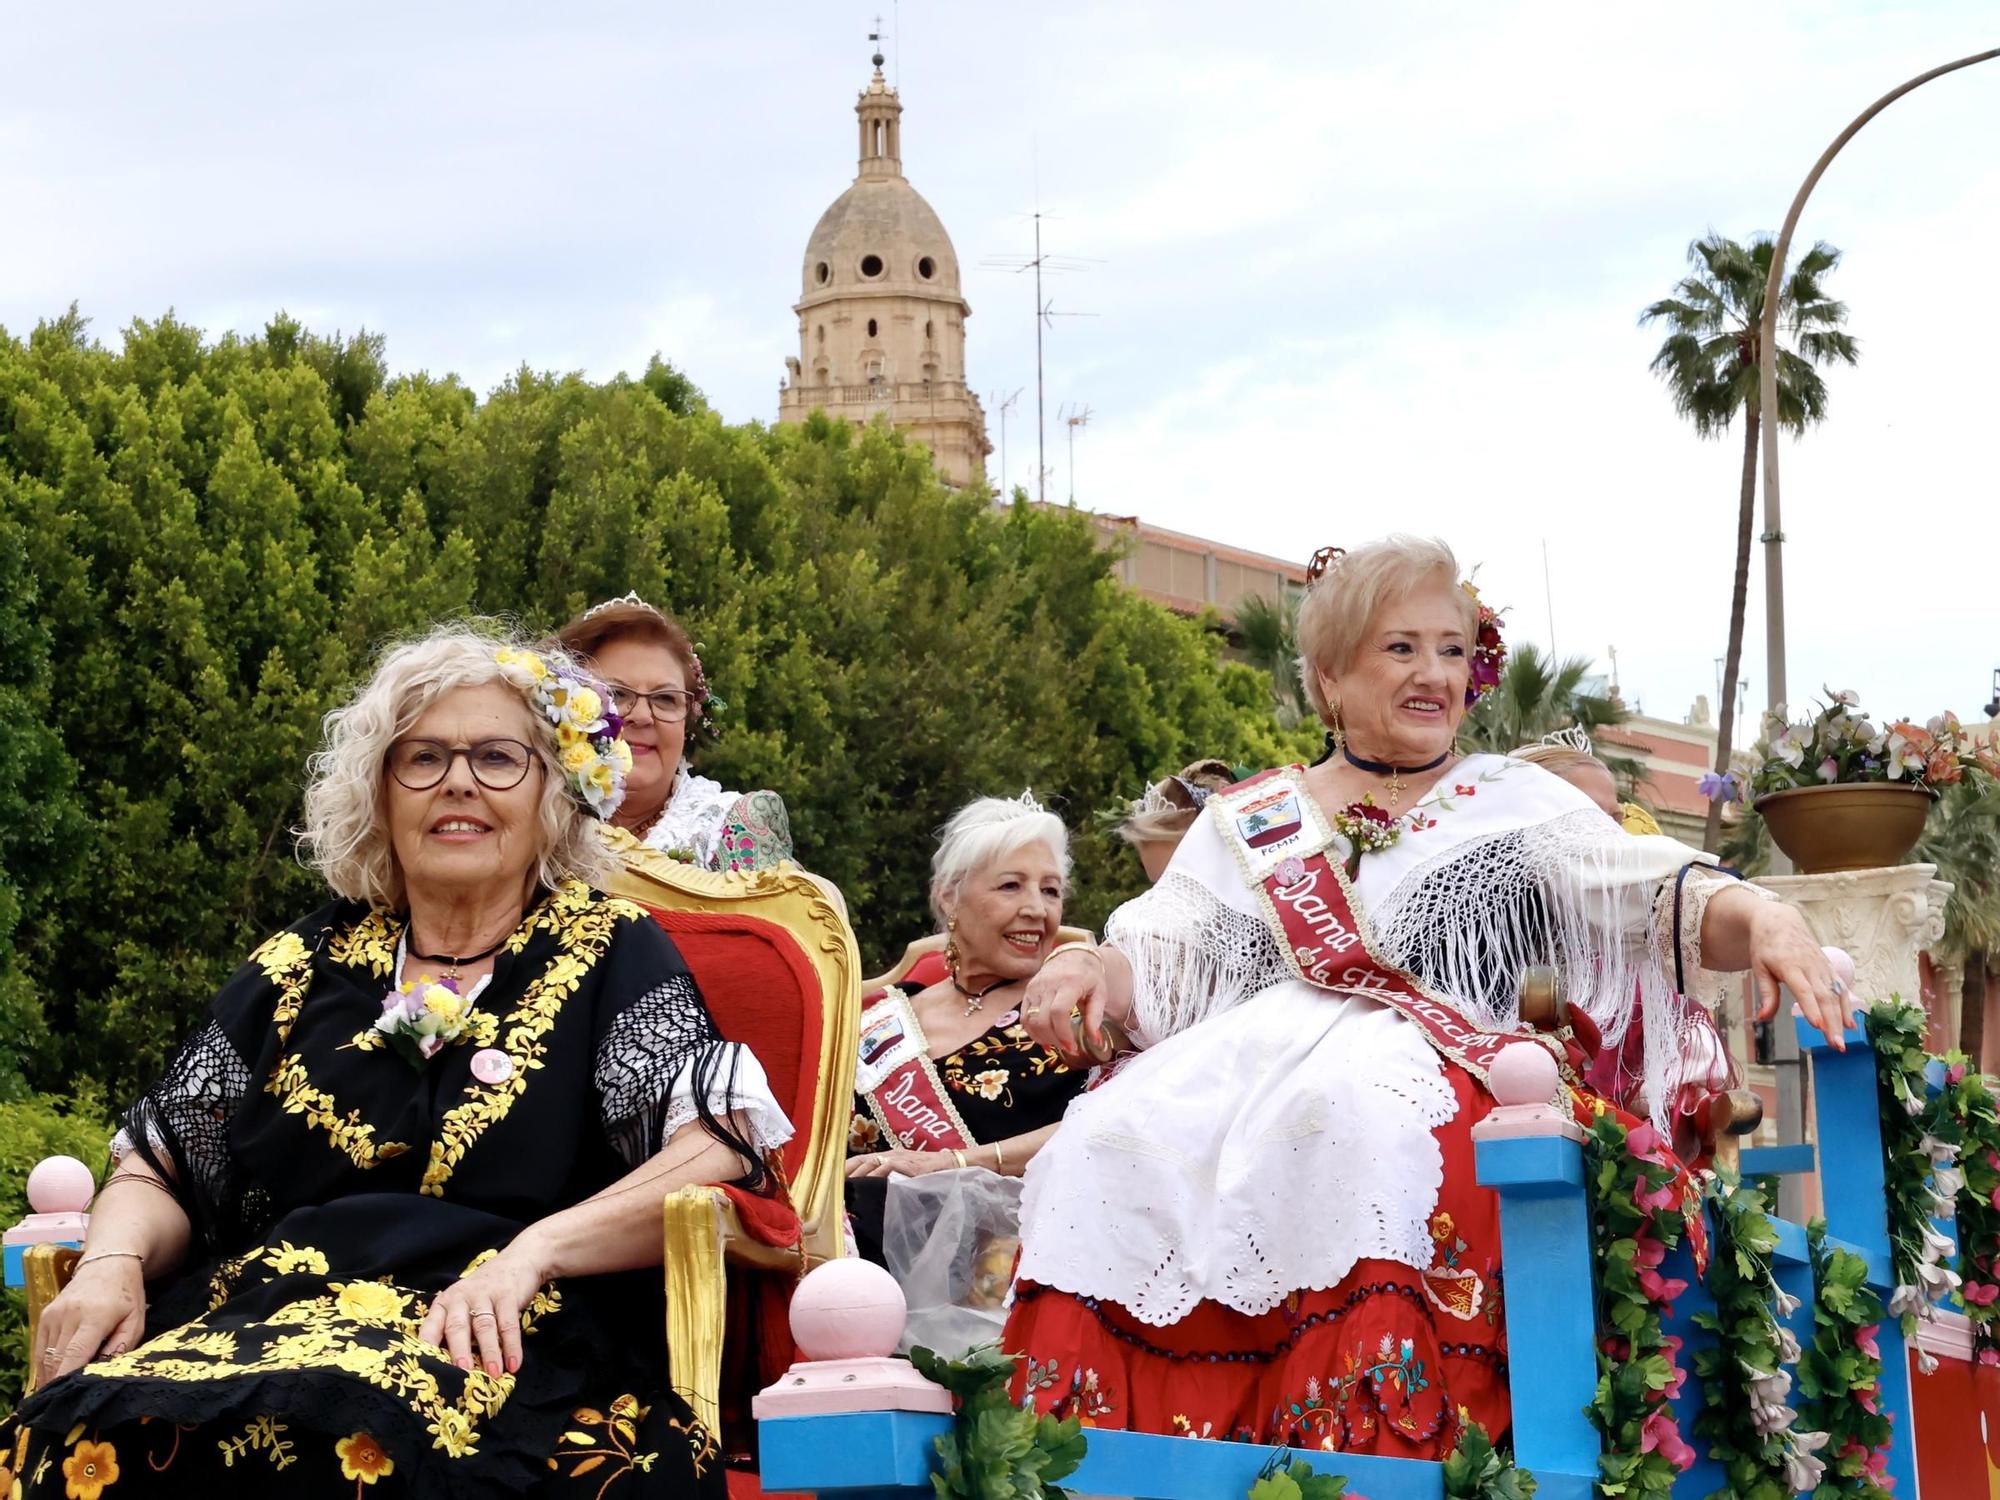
left=989, top=387, right=1023, bottom=497
left=981, top=211, right=1100, bottom=503
left=1060, top=403, right=1092, bottom=504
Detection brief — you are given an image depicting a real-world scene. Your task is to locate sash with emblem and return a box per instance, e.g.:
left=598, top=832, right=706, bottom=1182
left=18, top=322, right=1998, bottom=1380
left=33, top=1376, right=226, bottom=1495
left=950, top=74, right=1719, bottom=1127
left=854, top=987, right=976, bottom=1150
left=1215, top=766, right=1577, bottom=1095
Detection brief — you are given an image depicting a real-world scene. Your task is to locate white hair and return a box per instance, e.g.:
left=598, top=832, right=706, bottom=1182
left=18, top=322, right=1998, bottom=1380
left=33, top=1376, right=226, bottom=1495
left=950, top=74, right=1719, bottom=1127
left=298, top=621, right=618, bottom=908
left=928, top=791, right=1071, bottom=927
left=1295, top=535, right=1477, bottom=724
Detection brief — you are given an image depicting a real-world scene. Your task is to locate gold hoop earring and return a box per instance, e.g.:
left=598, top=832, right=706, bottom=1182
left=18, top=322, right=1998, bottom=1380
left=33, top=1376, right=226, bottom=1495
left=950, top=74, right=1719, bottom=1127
left=944, top=915, right=961, bottom=978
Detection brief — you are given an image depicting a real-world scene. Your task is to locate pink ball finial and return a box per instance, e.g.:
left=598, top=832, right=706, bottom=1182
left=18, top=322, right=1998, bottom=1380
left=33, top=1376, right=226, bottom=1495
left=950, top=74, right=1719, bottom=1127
left=788, top=1258, right=908, bottom=1361
left=1489, top=1043, right=1559, bottom=1108
left=1822, top=946, right=1856, bottom=990
left=27, top=1156, right=96, bottom=1216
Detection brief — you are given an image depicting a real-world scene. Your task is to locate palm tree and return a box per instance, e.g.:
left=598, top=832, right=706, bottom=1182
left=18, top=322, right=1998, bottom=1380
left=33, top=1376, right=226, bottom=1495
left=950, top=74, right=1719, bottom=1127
left=1640, top=234, right=1859, bottom=853
left=1910, top=779, right=2000, bottom=1060
left=1233, top=592, right=1305, bottom=725
left=1460, top=642, right=1641, bottom=785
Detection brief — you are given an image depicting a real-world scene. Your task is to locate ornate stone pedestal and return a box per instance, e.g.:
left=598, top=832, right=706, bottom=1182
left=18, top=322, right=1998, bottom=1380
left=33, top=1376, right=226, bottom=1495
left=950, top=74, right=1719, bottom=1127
left=1754, top=863, right=1949, bottom=1009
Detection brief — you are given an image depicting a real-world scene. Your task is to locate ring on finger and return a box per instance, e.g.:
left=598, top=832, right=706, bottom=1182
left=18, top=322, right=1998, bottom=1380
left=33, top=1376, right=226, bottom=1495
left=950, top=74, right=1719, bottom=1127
left=1830, top=978, right=1846, bottom=996
left=472, top=1311, right=498, bottom=1324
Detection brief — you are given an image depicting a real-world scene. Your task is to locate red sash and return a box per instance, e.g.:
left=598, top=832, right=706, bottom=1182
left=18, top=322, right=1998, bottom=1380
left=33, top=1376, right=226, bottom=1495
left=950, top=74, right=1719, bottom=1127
left=1220, top=767, right=1574, bottom=1092
left=855, top=988, right=975, bottom=1151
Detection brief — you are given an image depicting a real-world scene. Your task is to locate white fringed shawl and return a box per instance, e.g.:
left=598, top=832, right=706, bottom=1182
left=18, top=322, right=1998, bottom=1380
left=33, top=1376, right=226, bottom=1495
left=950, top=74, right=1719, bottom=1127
left=1106, top=754, right=1747, bottom=1131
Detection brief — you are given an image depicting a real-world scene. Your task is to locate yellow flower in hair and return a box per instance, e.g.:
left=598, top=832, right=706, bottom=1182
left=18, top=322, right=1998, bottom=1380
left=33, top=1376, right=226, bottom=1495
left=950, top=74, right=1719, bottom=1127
left=608, top=739, right=633, bottom=774
left=557, top=722, right=584, bottom=748
left=567, top=686, right=602, bottom=724
left=588, top=764, right=615, bottom=794
left=560, top=741, right=596, bottom=775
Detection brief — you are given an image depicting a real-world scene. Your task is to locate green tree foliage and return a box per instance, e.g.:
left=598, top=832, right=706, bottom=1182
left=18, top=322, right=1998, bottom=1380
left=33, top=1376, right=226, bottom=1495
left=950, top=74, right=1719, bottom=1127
left=1640, top=235, right=1859, bottom=852
left=0, top=309, right=1312, bottom=1107
left=1229, top=591, right=1305, bottom=725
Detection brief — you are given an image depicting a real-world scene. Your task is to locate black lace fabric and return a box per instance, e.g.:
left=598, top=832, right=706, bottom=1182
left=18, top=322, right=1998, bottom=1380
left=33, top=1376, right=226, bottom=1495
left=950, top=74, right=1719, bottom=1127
left=120, top=1018, right=268, bottom=1251
left=595, top=973, right=767, bottom=1189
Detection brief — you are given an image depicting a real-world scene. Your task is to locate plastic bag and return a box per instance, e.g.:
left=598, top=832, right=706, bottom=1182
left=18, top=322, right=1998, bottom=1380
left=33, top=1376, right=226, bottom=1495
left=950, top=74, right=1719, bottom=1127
left=881, top=1167, right=1024, bottom=1358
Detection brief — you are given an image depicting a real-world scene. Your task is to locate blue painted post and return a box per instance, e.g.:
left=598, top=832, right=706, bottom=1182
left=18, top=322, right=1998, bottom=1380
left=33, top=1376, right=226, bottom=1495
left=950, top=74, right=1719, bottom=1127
left=1474, top=1133, right=1599, bottom=1500
left=1658, top=1221, right=1727, bottom=1499
left=1798, top=1015, right=1919, bottom=1498
left=758, top=1410, right=950, bottom=1498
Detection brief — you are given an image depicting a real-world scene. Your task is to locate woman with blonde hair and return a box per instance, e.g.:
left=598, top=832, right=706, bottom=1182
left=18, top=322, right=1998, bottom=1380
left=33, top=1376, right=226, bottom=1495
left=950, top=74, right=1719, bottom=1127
left=1006, top=535, right=1854, bottom=1455
left=11, top=624, right=792, bottom=1497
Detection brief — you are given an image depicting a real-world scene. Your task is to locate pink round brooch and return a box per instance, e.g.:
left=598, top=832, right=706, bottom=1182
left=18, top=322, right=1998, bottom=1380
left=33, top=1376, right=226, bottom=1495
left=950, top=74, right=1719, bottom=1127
left=1276, top=856, right=1307, bottom=888
left=470, top=1048, right=514, bottom=1085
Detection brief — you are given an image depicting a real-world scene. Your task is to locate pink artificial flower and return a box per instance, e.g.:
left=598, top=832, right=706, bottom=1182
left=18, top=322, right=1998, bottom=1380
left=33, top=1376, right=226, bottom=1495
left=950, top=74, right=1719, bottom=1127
left=1854, top=1324, right=1881, bottom=1360
left=1659, top=1335, right=1686, bottom=1400
left=1991, top=1185, right=2000, bottom=1211
left=1963, top=1282, right=2000, bottom=1307
left=1947, top=1062, right=1968, bottom=1085
left=1639, top=1408, right=1696, bottom=1471
left=1602, top=1336, right=1630, bottom=1360
left=1979, top=1348, right=2000, bottom=1367
left=1626, top=1122, right=1660, bottom=1159
left=1857, top=1386, right=1879, bottom=1414
left=1638, top=1266, right=1689, bottom=1308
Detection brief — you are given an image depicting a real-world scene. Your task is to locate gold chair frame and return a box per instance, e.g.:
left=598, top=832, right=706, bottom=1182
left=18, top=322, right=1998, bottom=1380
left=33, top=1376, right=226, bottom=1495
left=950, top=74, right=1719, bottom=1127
left=603, top=837, right=862, bottom=1441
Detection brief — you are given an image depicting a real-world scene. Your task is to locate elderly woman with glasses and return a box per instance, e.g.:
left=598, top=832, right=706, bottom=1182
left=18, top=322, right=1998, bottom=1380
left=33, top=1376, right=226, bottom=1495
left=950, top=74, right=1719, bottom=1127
left=557, top=595, right=794, bottom=873
left=9, top=624, right=793, bottom=1499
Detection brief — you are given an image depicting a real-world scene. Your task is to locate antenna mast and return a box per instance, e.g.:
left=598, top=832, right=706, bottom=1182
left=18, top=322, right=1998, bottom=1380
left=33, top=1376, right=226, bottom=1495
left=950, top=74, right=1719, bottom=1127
left=990, top=387, right=1023, bottom=497
left=1061, top=403, right=1092, bottom=504
left=980, top=215, right=1099, bottom=504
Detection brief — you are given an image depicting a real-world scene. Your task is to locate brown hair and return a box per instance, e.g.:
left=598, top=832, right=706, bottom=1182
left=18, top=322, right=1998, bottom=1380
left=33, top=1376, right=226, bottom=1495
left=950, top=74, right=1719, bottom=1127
left=1117, top=758, right=1236, bottom=845
left=557, top=599, right=702, bottom=721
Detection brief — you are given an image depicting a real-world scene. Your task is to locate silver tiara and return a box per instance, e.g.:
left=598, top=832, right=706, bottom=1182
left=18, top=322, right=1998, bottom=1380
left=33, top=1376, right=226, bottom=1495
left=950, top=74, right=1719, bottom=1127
left=1539, top=725, right=1595, bottom=754
left=580, top=591, right=663, bottom=621
left=1132, top=774, right=1212, bottom=816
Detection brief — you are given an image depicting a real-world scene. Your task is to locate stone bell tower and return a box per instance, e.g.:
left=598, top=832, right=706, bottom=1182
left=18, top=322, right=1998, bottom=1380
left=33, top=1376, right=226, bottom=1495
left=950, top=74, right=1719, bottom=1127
left=777, top=46, right=991, bottom=487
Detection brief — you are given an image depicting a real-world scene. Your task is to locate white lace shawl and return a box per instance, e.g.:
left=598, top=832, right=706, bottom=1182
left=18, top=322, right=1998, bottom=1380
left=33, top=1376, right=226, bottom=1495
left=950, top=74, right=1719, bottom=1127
left=1106, top=754, right=1760, bottom=1132
left=640, top=766, right=742, bottom=870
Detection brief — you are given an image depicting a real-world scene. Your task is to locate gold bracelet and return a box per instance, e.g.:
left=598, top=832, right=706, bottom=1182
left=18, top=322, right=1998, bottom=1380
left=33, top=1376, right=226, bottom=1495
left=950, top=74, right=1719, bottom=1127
left=992, top=1141, right=1008, bottom=1174
left=950, top=1148, right=968, bottom=1170
left=1045, top=940, right=1102, bottom=967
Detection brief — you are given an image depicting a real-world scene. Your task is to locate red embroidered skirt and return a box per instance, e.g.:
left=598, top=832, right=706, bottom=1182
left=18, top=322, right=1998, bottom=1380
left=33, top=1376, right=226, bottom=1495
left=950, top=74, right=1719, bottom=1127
left=1003, top=1068, right=1507, bottom=1456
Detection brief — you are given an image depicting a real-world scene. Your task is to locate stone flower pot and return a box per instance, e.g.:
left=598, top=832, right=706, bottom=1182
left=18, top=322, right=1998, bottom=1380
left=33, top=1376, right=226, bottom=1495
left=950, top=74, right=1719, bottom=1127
left=1753, top=782, right=1935, bottom=874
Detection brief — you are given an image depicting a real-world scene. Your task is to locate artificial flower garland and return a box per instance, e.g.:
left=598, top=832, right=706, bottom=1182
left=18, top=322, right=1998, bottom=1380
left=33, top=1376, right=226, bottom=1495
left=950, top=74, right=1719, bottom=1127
left=493, top=645, right=632, bottom=819
left=373, top=974, right=499, bottom=1067
left=1691, top=1170, right=1828, bottom=1495
left=1941, top=1061, right=2000, bottom=1361
left=1866, top=1000, right=1964, bottom=1342
left=1583, top=1111, right=1701, bottom=1497
left=1796, top=1220, right=1893, bottom=1496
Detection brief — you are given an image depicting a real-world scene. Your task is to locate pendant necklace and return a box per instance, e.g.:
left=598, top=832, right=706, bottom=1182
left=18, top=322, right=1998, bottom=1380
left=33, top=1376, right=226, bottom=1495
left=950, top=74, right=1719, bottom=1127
left=954, top=976, right=1008, bottom=1018
left=1341, top=745, right=1451, bottom=809
left=408, top=929, right=513, bottom=985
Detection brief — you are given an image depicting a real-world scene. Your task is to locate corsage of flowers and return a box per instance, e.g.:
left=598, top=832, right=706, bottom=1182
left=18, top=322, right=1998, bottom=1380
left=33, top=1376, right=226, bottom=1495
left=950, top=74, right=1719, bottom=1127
left=1333, top=795, right=1401, bottom=855
left=375, top=975, right=499, bottom=1068
left=494, top=646, right=631, bottom=819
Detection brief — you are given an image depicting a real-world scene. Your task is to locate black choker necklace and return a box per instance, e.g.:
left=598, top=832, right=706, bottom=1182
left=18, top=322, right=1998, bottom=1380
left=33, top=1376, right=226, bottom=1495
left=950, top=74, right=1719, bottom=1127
left=953, top=976, right=1008, bottom=1018
left=408, top=930, right=513, bottom=983
left=1341, top=744, right=1451, bottom=808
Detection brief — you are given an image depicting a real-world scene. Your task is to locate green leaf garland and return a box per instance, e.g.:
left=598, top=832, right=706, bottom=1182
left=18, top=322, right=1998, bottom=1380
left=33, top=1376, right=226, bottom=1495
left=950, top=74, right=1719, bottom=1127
left=909, top=1342, right=1086, bottom=1500
left=1794, top=1221, right=1892, bottom=1497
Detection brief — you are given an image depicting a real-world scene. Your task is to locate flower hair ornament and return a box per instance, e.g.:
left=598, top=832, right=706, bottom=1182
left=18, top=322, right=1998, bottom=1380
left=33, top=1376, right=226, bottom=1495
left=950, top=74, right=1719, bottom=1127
left=493, top=647, right=632, bottom=819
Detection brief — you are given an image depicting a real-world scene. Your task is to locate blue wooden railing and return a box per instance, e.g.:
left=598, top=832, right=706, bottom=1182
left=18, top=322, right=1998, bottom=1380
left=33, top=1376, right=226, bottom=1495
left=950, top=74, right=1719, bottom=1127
left=756, top=1014, right=1934, bottom=1498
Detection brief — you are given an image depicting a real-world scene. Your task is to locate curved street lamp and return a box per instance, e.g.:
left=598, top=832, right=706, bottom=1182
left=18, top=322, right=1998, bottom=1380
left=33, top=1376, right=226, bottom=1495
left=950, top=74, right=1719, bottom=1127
left=1758, top=47, right=2000, bottom=714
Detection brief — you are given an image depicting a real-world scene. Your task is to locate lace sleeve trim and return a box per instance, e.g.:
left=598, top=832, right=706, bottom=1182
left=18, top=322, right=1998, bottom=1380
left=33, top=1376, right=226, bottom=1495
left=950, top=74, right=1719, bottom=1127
left=117, top=1018, right=255, bottom=1235
left=594, top=973, right=793, bottom=1172
left=1653, top=862, right=1774, bottom=994
left=1104, top=870, right=1291, bottom=1046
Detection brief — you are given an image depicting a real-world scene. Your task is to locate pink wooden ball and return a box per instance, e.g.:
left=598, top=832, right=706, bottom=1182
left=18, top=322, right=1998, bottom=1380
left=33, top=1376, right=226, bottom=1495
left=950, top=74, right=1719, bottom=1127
left=1822, top=946, right=1856, bottom=990
left=27, top=1155, right=95, bottom=1215
left=789, top=1258, right=908, bottom=1362
left=1489, top=1043, right=1559, bottom=1108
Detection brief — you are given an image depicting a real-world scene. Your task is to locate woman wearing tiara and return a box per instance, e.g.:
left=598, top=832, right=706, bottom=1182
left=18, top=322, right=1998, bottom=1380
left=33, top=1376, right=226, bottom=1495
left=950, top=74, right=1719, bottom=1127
left=557, top=596, right=794, bottom=874
left=1110, top=758, right=1236, bottom=882
left=1006, top=535, right=1855, bottom=1455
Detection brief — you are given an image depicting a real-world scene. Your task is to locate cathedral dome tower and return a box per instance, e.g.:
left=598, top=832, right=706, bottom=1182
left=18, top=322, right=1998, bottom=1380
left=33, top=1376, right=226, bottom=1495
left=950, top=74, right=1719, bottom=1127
left=777, top=50, right=990, bottom=487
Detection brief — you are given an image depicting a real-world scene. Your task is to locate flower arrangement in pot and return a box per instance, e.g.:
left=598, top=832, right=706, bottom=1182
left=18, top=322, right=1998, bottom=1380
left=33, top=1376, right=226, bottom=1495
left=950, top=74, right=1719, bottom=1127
left=1714, top=691, right=1998, bottom=874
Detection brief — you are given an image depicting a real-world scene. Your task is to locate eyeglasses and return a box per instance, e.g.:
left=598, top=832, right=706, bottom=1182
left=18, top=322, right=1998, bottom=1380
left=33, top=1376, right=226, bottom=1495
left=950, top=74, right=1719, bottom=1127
left=387, top=738, right=538, bottom=791
left=604, top=684, right=698, bottom=723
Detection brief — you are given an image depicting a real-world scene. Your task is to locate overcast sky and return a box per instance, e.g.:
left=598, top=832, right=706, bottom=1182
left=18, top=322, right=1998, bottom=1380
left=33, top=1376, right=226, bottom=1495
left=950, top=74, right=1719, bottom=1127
left=7, top=2, right=1997, bottom=731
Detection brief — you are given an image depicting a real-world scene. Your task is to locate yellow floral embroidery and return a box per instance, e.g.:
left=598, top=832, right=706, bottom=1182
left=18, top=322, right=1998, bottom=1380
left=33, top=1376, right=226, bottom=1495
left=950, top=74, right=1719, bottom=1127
left=251, top=930, right=311, bottom=981
left=264, top=882, right=638, bottom=1194
left=268, top=1241, right=331, bottom=1275
left=217, top=1415, right=295, bottom=1471
left=335, top=1280, right=409, bottom=1324
left=335, top=1430, right=395, bottom=1483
